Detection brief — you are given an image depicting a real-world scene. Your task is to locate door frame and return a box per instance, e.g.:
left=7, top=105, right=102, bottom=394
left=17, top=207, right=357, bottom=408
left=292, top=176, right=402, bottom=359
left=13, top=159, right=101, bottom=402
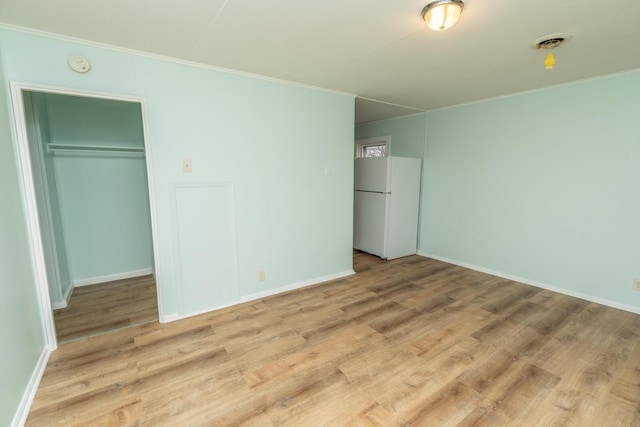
left=9, top=81, right=164, bottom=350
left=22, top=92, right=68, bottom=308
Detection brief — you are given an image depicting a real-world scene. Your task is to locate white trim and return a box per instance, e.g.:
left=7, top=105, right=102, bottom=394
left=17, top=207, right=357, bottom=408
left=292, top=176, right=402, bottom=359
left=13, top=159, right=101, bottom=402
left=140, top=101, right=164, bottom=321
left=50, top=283, right=73, bottom=309
left=163, top=270, right=355, bottom=323
left=63, top=282, right=73, bottom=303
left=24, top=93, right=66, bottom=305
left=72, top=268, right=153, bottom=287
left=239, top=269, right=355, bottom=303
left=51, top=301, right=65, bottom=310
left=0, top=23, right=355, bottom=99
left=418, top=252, right=640, bottom=315
left=9, top=81, right=151, bottom=104
left=11, top=347, right=52, bottom=427
left=3, top=23, right=639, bottom=113
left=9, top=83, right=58, bottom=350
left=8, top=82, right=165, bottom=344
left=357, top=96, right=425, bottom=113
left=161, top=313, right=180, bottom=323
left=355, top=110, right=427, bottom=127
left=355, top=135, right=391, bottom=158
left=428, top=68, right=640, bottom=113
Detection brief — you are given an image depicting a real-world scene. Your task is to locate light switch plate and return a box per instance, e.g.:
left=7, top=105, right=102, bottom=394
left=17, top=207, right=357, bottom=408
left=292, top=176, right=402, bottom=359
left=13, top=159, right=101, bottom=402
left=183, top=159, right=192, bottom=173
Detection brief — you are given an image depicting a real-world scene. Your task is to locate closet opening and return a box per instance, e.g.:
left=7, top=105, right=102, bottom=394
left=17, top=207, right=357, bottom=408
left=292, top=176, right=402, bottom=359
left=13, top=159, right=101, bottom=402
left=10, top=84, right=162, bottom=349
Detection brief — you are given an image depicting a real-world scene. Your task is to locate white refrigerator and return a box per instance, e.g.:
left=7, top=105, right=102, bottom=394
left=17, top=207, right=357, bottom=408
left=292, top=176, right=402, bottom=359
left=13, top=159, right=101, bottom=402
left=354, top=156, right=421, bottom=260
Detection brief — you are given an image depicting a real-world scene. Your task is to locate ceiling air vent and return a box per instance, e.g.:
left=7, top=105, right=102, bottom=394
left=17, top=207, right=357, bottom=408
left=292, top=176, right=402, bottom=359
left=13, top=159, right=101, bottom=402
left=532, top=33, right=572, bottom=49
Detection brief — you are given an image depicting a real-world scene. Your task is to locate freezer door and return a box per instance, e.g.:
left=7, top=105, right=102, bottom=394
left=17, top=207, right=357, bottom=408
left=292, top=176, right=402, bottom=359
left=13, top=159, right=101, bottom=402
left=354, top=157, right=390, bottom=193
left=353, top=191, right=390, bottom=258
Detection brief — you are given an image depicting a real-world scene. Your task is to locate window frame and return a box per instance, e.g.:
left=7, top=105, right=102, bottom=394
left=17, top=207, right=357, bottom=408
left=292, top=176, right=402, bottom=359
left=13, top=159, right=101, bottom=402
left=355, top=136, right=390, bottom=158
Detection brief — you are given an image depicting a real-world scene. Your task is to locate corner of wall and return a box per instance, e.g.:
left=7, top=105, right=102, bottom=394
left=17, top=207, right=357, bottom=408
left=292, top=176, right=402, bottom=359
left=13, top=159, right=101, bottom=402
left=10, top=347, right=52, bottom=427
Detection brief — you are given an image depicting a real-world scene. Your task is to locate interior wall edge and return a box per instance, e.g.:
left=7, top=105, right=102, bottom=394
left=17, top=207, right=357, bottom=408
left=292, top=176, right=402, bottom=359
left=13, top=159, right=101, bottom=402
left=50, top=282, right=74, bottom=309
left=417, top=251, right=640, bottom=315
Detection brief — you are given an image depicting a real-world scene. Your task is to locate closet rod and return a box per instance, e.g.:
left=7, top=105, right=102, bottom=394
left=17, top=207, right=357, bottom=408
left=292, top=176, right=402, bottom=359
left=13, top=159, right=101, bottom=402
left=46, top=143, right=145, bottom=157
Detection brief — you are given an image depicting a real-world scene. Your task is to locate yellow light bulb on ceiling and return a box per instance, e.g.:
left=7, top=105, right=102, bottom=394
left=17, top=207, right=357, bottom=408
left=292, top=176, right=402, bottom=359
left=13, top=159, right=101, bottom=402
left=422, top=0, right=465, bottom=31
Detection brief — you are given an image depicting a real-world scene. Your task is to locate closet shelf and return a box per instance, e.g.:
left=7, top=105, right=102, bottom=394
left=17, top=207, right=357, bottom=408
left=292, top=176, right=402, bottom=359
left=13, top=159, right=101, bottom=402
left=46, top=143, right=145, bottom=157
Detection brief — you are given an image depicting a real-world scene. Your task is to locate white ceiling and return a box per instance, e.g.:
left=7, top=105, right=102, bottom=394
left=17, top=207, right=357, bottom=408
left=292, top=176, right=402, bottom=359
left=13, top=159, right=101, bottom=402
left=2, top=0, right=640, bottom=123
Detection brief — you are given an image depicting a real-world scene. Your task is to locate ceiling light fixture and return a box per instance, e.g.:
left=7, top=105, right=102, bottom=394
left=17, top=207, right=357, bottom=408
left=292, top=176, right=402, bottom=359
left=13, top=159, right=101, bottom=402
left=422, top=0, right=465, bottom=31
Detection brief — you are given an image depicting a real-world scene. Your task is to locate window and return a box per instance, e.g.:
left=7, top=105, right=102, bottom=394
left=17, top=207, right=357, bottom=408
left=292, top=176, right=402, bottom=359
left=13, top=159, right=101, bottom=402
left=355, top=136, right=390, bottom=158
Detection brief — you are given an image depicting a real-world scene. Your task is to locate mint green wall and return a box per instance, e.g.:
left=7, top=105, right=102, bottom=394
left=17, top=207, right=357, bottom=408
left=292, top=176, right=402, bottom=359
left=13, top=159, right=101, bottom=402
left=46, top=94, right=145, bottom=148
left=355, top=113, right=427, bottom=158
left=421, top=71, right=640, bottom=310
left=0, top=48, right=46, bottom=427
left=36, top=94, right=72, bottom=297
left=44, top=94, right=154, bottom=282
left=53, top=155, right=154, bottom=281
left=0, top=29, right=355, bottom=320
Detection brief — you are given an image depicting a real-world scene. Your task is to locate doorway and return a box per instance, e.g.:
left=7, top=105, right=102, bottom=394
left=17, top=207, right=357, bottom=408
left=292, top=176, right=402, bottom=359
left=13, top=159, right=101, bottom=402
left=11, top=84, right=162, bottom=348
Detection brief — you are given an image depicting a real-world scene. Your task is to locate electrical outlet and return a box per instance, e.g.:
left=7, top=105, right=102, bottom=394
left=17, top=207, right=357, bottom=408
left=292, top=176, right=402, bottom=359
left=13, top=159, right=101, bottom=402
left=182, top=159, right=192, bottom=173
left=633, top=278, right=640, bottom=291
left=258, top=271, right=265, bottom=281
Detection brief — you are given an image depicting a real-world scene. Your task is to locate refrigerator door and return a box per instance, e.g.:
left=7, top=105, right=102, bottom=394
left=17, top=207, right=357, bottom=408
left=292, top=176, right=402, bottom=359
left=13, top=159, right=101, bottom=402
left=353, top=191, right=390, bottom=258
left=386, top=157, right=422, bottom=260
left=354, top=157, right=391, bottom=193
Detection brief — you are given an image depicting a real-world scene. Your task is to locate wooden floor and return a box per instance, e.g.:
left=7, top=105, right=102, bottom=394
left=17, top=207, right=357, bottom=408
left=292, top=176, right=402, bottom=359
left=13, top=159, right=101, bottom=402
left=28, top=252, right=640, bottom=426
left=53, top=275, right=158, bottom=343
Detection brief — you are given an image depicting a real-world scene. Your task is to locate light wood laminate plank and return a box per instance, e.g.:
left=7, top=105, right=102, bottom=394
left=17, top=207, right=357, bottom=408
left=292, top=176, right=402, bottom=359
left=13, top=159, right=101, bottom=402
left=53, top=275, right=158, bottom=343
left=28, top=252, right=640, bottom=426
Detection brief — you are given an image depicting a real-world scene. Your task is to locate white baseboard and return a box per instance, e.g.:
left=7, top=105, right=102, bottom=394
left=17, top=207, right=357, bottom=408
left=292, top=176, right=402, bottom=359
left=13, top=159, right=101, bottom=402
left=50, top=283, right=74, bottom=310
left=164, top=269, right=356, bottom=323
left=63, top=282, right=74, bottom=305
left=418, top=251, right=640, bottom=315
left=239, top=270, right=356, bottom=303
left=50, top=301, right=65, bottom=310
left=160, top=313, right=180, bottom=323
left=72, top=268, right=153, bottom=287
left=11, top=346, right=52, bottom=427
